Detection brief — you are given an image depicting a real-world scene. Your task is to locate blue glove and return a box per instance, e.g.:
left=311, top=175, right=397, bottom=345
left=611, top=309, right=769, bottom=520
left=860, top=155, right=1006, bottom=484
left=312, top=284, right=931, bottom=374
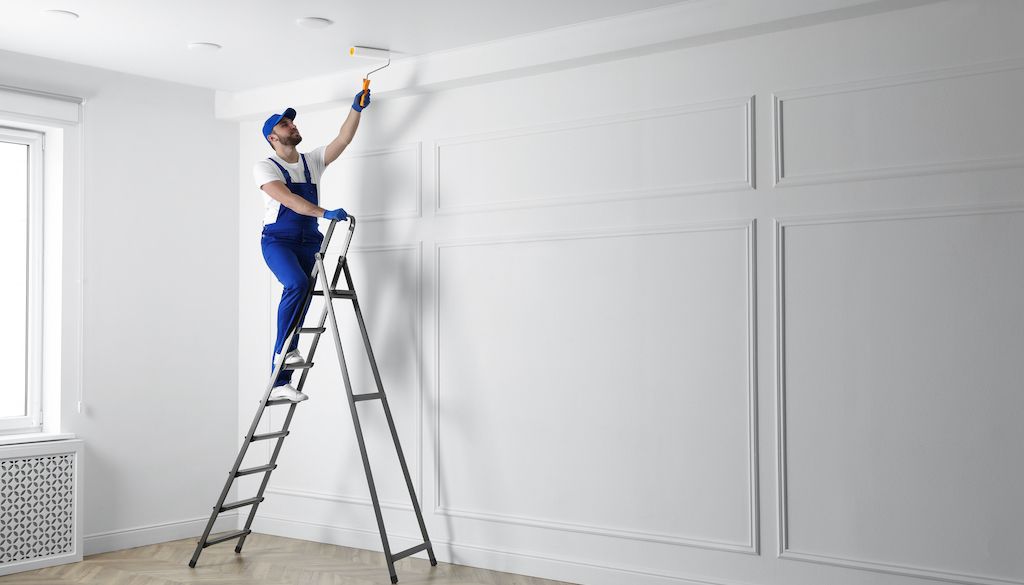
left=323, top=208, right=348, bottom=221
left=352, top=89, right=371, bottom=112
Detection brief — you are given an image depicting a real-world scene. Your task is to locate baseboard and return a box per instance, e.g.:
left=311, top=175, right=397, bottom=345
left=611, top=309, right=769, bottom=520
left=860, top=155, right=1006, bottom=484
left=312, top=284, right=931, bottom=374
left=252, top=514, right=740, bottom=585
left=84, top=512, right=239, bottom=556
left=0, top=551, right=82, bottom=577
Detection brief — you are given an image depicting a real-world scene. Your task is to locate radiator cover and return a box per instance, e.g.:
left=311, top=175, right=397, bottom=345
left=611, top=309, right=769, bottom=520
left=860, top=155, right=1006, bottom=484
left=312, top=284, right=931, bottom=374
left=0, top=440, right=82, bottom=575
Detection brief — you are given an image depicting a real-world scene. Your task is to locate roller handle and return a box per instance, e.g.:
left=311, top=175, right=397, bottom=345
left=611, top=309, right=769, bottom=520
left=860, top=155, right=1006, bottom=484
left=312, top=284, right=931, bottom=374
left=360, top=78, right=370, bottom=107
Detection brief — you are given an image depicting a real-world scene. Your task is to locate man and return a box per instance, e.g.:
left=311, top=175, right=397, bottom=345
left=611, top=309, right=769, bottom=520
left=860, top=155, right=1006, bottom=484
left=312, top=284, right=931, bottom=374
left=253, top=88, right=371, bottom=402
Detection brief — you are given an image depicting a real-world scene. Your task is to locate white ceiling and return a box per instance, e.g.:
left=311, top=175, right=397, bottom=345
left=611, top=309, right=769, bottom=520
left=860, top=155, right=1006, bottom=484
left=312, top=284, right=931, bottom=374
left=0, top=0, right=688, bottom=92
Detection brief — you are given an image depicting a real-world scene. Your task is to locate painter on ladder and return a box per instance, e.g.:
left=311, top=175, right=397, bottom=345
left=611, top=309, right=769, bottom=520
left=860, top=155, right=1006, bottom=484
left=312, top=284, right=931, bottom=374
left=252, top=87, right=371, bottom=403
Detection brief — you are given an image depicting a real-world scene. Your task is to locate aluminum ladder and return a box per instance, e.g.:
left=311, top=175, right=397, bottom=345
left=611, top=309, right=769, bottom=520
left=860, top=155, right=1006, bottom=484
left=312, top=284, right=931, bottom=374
left=188, top=217, right=436, bottom=584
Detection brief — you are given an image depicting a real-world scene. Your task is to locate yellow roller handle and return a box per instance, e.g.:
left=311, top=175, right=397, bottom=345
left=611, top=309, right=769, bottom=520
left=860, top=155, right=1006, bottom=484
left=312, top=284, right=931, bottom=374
left=360, top=78, right=370, bottom=107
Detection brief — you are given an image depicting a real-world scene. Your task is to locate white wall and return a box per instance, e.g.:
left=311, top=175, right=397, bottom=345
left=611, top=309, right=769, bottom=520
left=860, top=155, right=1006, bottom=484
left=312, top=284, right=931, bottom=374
left=0, top=50, right=240, bottom=553
left=232, top=2, right=1024, bottom=585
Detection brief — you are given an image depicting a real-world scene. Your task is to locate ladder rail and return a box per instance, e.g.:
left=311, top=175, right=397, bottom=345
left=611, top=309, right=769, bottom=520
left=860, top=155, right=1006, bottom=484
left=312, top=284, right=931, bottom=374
left=189, top=219, right=347, bottom=567
left=314, top=254, right=398, bottom=573
left=343, top=262, right=437, bottom=564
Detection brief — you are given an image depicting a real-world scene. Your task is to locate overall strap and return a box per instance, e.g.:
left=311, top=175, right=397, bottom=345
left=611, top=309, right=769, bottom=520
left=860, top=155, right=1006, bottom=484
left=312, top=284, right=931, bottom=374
left=300, top=153, right=312, bottom=184
left=267, top=158, right=292, bottom=186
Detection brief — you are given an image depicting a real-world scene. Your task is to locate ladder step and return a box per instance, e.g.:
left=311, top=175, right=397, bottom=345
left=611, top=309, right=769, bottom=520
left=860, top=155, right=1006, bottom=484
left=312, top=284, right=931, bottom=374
left=284, top=362, right=314, bottom=370
left=236, top=464, right=277, bottom=477
left=298, top=327, right=326, bottom=334
left=266, top=398, right=296, bottom=406
left=353, top=392, right=383, bottom=402
left=311, top=289, right=357, bottom=299
left=252, top=430, right=289, bottom=442
left=220, top=496, right=264, bottom=512
left=391, top=542, right=430, bottom=562
left=203, top=529, right=251, bottom=548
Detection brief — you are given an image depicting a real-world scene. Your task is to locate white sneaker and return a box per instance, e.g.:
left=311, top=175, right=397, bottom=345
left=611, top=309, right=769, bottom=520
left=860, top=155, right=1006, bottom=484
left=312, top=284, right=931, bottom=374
left=282, top=350, right=305, bottom=365
left=269, top=384, right=308, bottom=402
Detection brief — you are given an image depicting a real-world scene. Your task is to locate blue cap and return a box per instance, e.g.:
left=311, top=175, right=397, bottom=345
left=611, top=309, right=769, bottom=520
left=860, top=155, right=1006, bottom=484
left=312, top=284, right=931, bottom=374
left=262, top=107, right=296, bottom=144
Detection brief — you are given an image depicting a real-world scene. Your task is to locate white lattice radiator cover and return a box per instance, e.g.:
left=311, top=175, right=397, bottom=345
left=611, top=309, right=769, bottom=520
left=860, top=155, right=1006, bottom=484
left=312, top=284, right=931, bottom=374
left=0, top=439, right=83, bottom=576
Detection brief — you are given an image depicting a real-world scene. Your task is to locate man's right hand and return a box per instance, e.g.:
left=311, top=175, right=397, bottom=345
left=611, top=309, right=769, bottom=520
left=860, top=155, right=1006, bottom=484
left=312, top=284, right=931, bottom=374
left=352, top=89, right=371, bottom=112
left=323, top=208, right=348, bottom=221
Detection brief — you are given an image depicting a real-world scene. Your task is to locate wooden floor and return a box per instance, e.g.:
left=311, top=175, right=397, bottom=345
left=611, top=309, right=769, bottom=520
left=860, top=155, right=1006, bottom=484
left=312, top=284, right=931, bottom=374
left=0, top=533, right=577, bottom=585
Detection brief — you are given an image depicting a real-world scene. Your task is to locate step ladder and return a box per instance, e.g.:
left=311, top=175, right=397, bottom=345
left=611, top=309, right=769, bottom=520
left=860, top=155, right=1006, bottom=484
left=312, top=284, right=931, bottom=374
left=188, top=217, right=436, bottom=584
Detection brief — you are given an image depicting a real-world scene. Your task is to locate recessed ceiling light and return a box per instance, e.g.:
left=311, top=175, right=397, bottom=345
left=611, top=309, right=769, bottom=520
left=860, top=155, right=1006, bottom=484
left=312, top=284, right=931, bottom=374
left=43, top=9, right=79, bottom=20
left=187, top=42, right=222, bottom=52
left=296, top=17, right=333, bottom=29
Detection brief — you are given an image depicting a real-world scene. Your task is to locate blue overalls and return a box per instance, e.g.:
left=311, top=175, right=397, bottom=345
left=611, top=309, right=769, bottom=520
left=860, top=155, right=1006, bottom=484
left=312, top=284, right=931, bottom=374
left=261, top=154, right=323, bottom=387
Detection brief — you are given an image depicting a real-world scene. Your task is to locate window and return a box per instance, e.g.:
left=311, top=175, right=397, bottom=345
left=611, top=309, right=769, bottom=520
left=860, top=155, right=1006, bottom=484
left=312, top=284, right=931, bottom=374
left=0, top=127, right=44, bottom=434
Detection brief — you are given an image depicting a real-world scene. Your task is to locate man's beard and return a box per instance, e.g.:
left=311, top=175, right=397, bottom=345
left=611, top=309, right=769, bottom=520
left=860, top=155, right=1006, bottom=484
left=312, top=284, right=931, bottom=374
left=279, top=133, right=303, bottom=147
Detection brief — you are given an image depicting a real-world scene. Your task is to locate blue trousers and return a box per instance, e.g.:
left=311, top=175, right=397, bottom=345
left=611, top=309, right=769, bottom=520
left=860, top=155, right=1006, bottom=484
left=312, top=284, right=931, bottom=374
left=261, top=230, right=322, bottom=387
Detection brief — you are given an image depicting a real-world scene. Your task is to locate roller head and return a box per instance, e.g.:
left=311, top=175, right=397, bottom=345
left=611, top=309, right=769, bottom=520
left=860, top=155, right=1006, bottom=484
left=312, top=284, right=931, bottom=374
left=349, top=46, right=390, bottom=60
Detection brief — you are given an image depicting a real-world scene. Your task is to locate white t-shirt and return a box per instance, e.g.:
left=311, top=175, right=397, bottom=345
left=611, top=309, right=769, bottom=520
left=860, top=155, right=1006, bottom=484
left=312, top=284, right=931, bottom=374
left=253, top=145, right=327, bottom=226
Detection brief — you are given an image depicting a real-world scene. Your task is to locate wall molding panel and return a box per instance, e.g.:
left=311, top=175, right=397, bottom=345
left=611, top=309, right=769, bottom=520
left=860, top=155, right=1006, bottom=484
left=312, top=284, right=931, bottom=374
left=435, top=97, right=754, bottom=215
left=774, top=203, right=1024, bottom=585
left=433, top=220, right=759, bottom=554
left=773, top=58, right=1024, bottom=187
left=319, top=142, right=422, bottom=222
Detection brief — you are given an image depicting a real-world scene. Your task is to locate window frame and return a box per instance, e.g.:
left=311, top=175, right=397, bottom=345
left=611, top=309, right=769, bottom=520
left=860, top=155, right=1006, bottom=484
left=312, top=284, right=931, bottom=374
left=0, top=126, right=45, bottom=434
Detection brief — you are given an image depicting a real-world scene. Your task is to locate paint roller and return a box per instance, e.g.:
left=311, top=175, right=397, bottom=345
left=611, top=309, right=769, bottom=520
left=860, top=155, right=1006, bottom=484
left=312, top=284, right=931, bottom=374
left=349, top=46, right=391, bottom=108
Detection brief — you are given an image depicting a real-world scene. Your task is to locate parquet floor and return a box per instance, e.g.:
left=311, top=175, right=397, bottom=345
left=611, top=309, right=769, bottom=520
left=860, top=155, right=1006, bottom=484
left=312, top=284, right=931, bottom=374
left=0, top=533, right=577, bottom=585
